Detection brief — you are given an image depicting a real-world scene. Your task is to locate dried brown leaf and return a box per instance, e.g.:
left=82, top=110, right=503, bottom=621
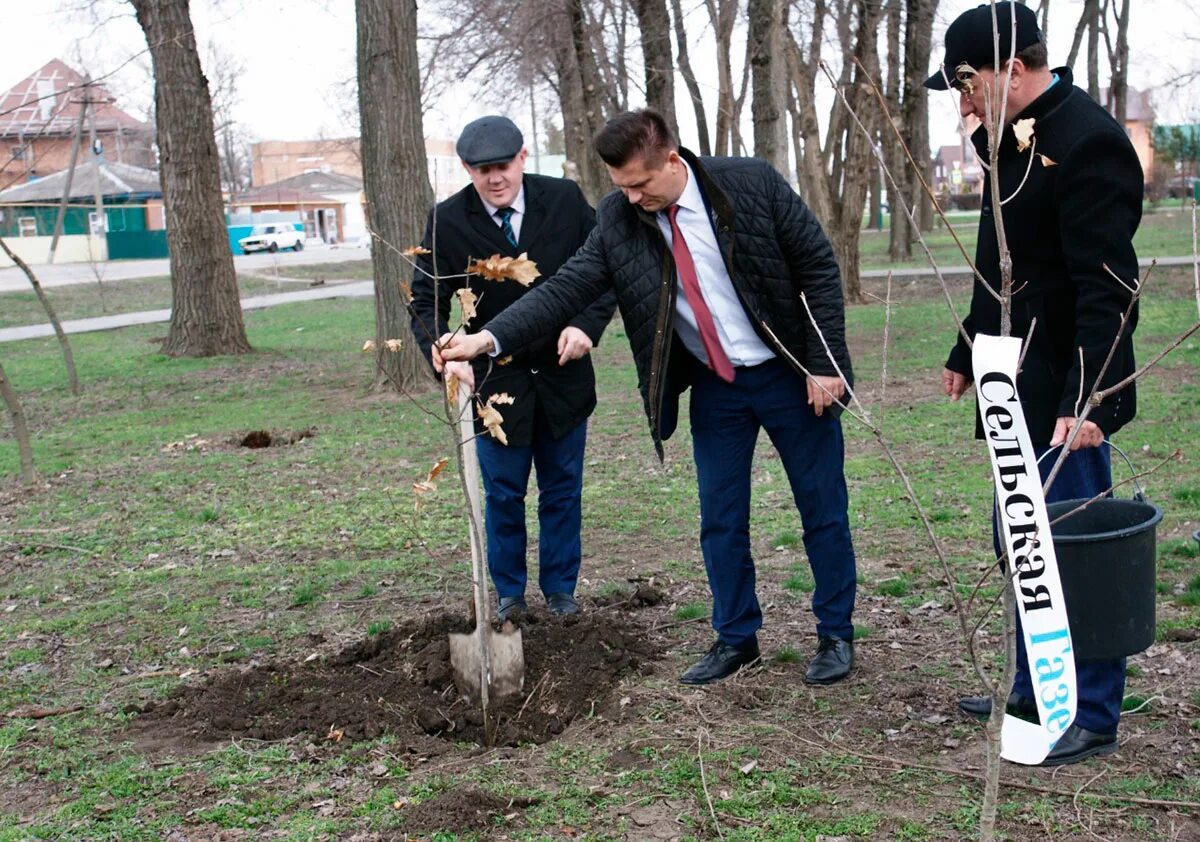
left=465, top=253, right=540, bottom=287
left=361, top=340, right=376, bottom=353
left=446, top=372, right=460, bottom=405
left=1037, top=154, right=1058, bottom=167
left=477, top=392, right=516, bottom=445
left=1013, top=117, right=1036, bottom=153
left=497, top=355, right=513, bottom=366
left=402, top=246, right=431, bottom=256
left=384, top=339, right=403, bottom=352
left=426, top=457, right=449, bottom=483
left=455, top=287, right=479, bottom=322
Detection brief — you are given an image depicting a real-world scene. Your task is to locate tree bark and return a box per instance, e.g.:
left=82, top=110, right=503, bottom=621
left=356, top=0, right=436, bottom=391
left=748, top=0, right=789, bottom=175
left=0, top=237, right=79, bottom=395
left=568, top=0, right=612, bottom=200
left=131, top=0, right=252, bottom=358
left=1109, top=0, right=1131, bottom=124
left=1086, top=0, right=1101, bottom=100
left=633, top=0, right=679, bottom=138
left=670, top=0, right=711, bottom=154
left=708, top=0, right=739, bottom=156
left=884, top=0, right=910, bottom=260
left=903, top=0, right=937, bottom=233
left=0, top=360, right=35, bottom=484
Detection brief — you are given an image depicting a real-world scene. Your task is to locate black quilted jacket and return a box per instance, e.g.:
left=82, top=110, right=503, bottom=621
left=485, top=149, right=852, bottom=458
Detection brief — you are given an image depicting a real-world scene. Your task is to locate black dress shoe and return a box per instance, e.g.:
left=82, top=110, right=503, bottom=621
left=1039, top=724, right=1117, bottom=767
left=497, top=596, right=527, bottom=621
left=959, top=693, right=1039, bottom=722
left=804, top=636, right=853, bottom=685
left=679, top=640, right=760, bottom=685
left=546, top=592, right=579, bottom=616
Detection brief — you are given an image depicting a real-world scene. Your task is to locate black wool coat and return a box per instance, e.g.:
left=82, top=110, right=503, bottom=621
left=483, top=149, right=852, bottom=458
left=410, top=174, right=617, bottom=447
left=946, top=68, right=1141, bottom=444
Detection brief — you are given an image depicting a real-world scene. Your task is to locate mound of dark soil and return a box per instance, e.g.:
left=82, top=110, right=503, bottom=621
left=397, top=788, right=535, bottom=836
left=135, top=607, right=658, bottom=748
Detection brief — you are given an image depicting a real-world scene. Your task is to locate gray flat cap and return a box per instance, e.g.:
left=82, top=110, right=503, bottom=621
left=456, top=116, right=524, bottom=167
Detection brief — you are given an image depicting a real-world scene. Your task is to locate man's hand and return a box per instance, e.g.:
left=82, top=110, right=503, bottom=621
left=943, top=368, right=972, bottom=401
left=807, top=374, right=845, bottom=417
left=1050, top=416, right=1105, bottom=450
left=443, top=360, right=475, bottom=391
left=433, top=331, right=495, bottom=371
left=557, top=326, right=593, bottom=366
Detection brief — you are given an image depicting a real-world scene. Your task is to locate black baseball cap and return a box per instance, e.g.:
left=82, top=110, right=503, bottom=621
left=456, top=116, right=524, bottom=167
left=925, top=2, right=1043, bottom=91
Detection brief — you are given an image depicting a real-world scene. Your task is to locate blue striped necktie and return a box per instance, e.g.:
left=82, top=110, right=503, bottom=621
left=495, top=207, right=517, bottom=247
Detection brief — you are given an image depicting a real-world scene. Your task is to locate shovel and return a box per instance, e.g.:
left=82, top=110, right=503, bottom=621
left=448, top=388, right=525, bottom=708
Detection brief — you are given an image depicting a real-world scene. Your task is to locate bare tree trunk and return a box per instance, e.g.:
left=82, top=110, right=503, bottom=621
left=0, top=360, right=35, bottom=484
left=633, top=0, right=679, bottom=138
left=131, top=0, right=252, bottom=358
left=670, top=0, right=711, bottom=154
left=356, top=0, right=435, bottom=391
left=568, top=0, right=612, bottom=199
left=1109, top=0, right=1131, bottom=123
left=884, top=0, right=910, bottom=259
left=0, top=237, right=79, bottom=395
left=748, top=0, right=789, bottom=174
left=1086, top=0, right=1101, bottom=99
left=784, top=3, right=835, bottom=228
left=1066, top=0, right=1097, bottom=70
left=904, top=0, right=937, bottom=233
left=708, top=0, right=739, bottom=155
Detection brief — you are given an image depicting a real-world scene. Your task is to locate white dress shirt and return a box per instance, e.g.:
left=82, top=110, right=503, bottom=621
left=656, top=161, right=774, bottom=368
left=480, top=186, right=526, bottom=243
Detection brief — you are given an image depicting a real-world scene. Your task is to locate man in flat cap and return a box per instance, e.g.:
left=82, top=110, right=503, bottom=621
left=929, top=2, right=1142, bottom=766
left=411, top=116, right=616, bottom=620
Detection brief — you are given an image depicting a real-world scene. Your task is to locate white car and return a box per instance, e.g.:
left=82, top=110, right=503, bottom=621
left=239, top=224, right=305, bottom=254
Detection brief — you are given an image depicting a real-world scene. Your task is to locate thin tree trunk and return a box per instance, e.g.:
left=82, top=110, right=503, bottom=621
left=708, top=0, right=738, bottom=156
left=47, top=99, right=88, bottom=266
left=0, top=237, right=79, bottom=395
left=1109, top=0, right=1131, bottom=123
left=356, top=0, right=435, bottom=391
left=0, top=360, right=35, bottom=484
left=1066, top=0, right=1097, bottom=70
left=748, top=0, right=789, bottom=174
left=568, top=0, right=612, bottom=199
left=904, top=0, right=937, bottom=233
left=131, top=0, right=252, bottom=358
left=633, top=0, right=679, bottom=138
left=884, top=0, right=910, bottom=259
left=670, top=0, right=711, bottom=154
left=1086, top=0, right=1101, bottom=100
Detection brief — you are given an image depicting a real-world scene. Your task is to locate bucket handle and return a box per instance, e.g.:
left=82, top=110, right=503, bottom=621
left=1036, top=440, right=1144, bottom=501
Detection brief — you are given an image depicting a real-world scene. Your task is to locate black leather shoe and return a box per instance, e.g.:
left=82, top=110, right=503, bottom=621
left=497, top=596, right=527, bottom=622
left=804, top=636, right=853, bottom=685
left=679, top=640, right=760, bottom=685
left=546, top=592, right=579, bottom=616
left=959, top=693, right=1039, bottom=722
left=1039, top=724, right=1117, bottom=767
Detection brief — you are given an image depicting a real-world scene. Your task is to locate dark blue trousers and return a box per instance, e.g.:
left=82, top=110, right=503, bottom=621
left=689, top=358, right=858, bottom=649
left=995, top=444, right=1125, bottom=735
left=475, top=415, right=587, bottom=600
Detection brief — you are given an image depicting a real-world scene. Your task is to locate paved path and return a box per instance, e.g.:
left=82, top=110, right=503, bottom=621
left=0, top=245, right=371, bottom=292
left=1, top=255, right=1193, bottom=345
left=0, top=281, right=373, bottom=344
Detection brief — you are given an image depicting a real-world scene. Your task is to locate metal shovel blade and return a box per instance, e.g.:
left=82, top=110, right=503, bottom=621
left=449, top=623, right=525, bottom=704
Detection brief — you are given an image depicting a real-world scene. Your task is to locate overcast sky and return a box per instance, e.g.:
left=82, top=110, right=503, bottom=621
left=3, top=0, right=1199, bottom=159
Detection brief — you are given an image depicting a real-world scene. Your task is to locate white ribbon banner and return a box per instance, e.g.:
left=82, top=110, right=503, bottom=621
left=972, top=334, right=1077, bottom=765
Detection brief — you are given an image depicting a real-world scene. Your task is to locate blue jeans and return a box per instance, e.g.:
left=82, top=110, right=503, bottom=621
left=995, top=444, right=1125, bottom=735
left=689, top=358, right=857, bottom=648
left=475, top=416, right=587, bottom=600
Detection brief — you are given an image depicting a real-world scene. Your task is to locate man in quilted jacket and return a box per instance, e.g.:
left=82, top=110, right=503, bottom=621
left=437, top=109, right=860, bottom=687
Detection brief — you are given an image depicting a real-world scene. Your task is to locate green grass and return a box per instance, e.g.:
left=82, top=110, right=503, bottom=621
left=1, top=266, right=1197, bottom=840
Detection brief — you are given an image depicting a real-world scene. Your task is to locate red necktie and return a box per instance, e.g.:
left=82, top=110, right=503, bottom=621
left=667, top=204, right=735, bottom=383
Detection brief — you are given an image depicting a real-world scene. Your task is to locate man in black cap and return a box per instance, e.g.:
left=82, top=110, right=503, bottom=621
left=928, top=2, right=1142, bottom=766
left=410, top=116, right=615, bottom=620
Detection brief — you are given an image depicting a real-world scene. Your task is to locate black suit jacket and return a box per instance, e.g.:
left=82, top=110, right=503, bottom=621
left=410, top=174, right=617, bottom=446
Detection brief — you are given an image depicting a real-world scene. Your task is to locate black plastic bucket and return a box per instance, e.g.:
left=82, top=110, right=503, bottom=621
left=1046, top=497, right=1163, bottom=660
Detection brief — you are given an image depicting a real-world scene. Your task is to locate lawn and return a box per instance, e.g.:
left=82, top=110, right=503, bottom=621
left=0, top=267, right=1197, bottom=840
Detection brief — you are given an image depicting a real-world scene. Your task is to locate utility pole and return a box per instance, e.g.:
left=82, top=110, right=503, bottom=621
left=47, top=84, right=88, bottom=265
left=86, top=78, right=107, bottom=250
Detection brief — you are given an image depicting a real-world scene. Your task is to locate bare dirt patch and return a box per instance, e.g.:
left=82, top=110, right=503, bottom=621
left=132, top=605, right=661, bottom=753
